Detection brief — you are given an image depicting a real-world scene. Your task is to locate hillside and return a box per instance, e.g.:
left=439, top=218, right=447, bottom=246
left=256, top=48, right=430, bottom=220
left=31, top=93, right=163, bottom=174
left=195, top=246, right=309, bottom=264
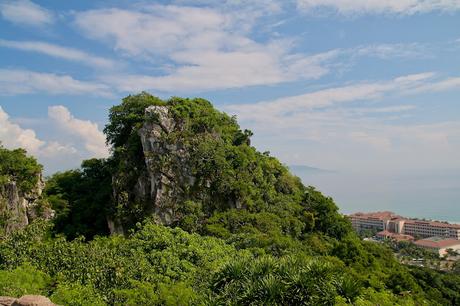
left=1, top=93, right=460, bottom=305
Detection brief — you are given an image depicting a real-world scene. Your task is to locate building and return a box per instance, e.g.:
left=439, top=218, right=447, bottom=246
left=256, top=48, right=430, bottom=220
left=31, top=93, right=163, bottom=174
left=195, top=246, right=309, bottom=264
left=414, top=237, right=460, bottom=257
left=348, top=211, right=460, bottom=240
left=349, top=211, right=399, bottom=233
left=401, top=220, right=460, bottom=240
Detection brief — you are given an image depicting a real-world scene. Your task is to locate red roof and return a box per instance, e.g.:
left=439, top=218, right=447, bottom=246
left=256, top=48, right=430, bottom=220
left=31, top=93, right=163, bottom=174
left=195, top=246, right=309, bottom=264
left=404, top=219, right=460, bottom=229
left=349, top=211, right=399, bottom=220
left=414, top=237, right=460, bottom=249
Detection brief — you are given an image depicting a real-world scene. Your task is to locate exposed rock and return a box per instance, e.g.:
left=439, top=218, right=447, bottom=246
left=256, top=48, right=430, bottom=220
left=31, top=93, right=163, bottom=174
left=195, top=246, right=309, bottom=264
left=138, top=106, right=194, bottom=224
left=0, top=174, right=53, bottom=235
left=110, top=104, right=243, bottom=234
left=12, top=295, right=55, bottom=306
left=0, top=296, right=16, bottom=306
left=0, top=295, right=55, bottom=306
left=111, top=105, right=200, bottom=233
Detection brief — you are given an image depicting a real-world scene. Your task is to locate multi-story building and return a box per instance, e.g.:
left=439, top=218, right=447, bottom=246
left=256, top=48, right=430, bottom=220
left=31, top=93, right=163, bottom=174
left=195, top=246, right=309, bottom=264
left=348, top=211, right=460, bottom=240
left=349, top=211, right=399, bottom=233
left=401, top=220, right=460, bottom=240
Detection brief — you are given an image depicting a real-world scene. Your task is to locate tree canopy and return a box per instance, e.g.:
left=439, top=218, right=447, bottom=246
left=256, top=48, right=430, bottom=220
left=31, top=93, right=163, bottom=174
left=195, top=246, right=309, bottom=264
left=0, top=145, right=42, bottom=193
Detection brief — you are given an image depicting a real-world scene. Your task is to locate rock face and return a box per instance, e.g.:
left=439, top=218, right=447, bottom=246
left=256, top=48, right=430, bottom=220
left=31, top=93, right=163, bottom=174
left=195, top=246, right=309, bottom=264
left=0, top=174, right=53, bottom=235
left=110, top=106, right=195, bottom=232
left=0, top=295, right=55, bottom=306
left=109, top=103, right=246, bottom=234
left=137, top=106, right=195, bottom=224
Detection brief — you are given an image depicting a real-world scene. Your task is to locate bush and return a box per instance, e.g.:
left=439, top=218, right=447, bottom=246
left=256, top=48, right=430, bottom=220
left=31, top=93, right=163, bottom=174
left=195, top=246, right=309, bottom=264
left=0, top=264, right=51, bottom=297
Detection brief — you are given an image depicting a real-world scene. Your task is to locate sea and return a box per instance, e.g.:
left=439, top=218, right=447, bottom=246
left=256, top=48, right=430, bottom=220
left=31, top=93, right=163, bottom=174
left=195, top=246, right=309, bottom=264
left=290, top=166, right=460, bottom=224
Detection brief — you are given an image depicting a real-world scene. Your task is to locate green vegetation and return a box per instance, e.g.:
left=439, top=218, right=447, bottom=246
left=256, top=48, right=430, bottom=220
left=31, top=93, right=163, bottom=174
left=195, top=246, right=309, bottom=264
left=1, top=93, right=460, bottom=305
left=0, top=145, right=42, bottom=193
left=44, top=158, right=112, bottom=239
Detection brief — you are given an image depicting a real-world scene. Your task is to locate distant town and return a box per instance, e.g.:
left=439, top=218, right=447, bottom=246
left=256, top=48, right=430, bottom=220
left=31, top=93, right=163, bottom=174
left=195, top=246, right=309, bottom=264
left=349, top=211, right=460, bottom=257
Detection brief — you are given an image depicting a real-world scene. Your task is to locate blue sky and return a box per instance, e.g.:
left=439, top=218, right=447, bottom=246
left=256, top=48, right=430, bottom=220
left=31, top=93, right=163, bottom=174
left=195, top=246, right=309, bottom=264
left=1, top=0, right=460, bottom=219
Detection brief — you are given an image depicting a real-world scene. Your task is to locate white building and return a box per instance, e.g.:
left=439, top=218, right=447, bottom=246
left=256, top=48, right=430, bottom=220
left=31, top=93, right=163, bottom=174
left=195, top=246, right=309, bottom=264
left=349, top=211, right=400, bottom=233
left=348, top=211, right=460, bottom=240
left=414, top=237, right=460, bottom=257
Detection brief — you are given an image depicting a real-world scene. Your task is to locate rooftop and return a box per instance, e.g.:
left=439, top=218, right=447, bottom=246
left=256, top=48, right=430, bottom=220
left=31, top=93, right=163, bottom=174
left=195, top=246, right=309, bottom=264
left=349, top=211, right=399, bottom=220
left=414, top=237, right=460, bottom=249
left=404, top=219, right=460, bottom=229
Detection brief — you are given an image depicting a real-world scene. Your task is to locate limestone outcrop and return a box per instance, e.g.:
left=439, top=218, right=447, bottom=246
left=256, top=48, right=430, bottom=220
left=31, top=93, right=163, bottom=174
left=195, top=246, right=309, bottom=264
left=109, top=102, right=247, bottom=234
left=110, top=106, right=195, bottom=232
left=0, top=174, right=53, bottom=235
left=137, top=106, right=195, bottom=224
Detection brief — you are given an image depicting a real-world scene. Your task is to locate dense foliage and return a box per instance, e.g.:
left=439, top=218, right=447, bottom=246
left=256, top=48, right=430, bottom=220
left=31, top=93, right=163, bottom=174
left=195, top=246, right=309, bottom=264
left=1, top=93, right=460, bottom=305
left=103, top=93, right=352, bottom=240
left=44, top=158, right=112, bottom=239
left=0, top=145, right=42, bottom=193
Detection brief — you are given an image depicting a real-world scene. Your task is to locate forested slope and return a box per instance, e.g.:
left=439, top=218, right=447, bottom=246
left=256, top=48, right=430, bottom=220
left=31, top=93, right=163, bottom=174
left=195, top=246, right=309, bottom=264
left=1, top=93, right=459, bottom=305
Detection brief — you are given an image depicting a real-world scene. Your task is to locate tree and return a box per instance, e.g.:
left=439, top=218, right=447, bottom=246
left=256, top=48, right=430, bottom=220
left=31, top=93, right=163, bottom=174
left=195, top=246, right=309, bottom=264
left=44, top=158, right=112, bottom=239
left=0, top=145, right=42, bottom=193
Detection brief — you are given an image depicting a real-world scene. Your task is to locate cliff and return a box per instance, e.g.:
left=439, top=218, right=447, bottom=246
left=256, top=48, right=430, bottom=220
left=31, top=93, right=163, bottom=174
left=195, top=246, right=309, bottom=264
left=0, top=174, right=53, bottom=235
left=0, top=148, right=53, bottom=235
left=110, top=104, right=208, bottom=232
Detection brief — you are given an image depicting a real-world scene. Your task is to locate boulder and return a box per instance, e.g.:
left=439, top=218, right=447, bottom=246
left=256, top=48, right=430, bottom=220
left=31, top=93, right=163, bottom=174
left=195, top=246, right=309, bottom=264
left=12, top=295, right=55, bottom=306
left=0, top=296, right=16, bottom=306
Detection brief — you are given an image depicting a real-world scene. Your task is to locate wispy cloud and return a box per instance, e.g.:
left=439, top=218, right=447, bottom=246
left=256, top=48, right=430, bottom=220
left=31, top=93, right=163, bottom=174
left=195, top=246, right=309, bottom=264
left=226, top=72, right=435, bottom=119
left=0, top=69, right=112, bottom=97
left=297, top=0, right=460, bottom=15
left=73, top=4, right=430, bottom=93
left=0, top=39, right=115, bottom=69
left=352, top=43, right=428, bottom=59
left=224, top=73, right=460, bottom=172
left=409, top=77, right=460, bottom=94
left=0, top=0, right=53, bottom=26
left=74, top=5, right=334, bottom=92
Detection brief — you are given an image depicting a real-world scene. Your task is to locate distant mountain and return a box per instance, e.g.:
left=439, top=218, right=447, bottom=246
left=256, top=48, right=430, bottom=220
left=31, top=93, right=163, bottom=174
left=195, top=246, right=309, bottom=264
left=289, top=165, right=335, bottom=176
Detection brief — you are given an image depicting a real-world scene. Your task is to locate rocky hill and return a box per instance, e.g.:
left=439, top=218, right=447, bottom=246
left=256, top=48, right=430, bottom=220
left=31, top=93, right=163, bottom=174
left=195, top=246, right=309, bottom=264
left=0, top=147, right=52, bottom=235
left=105, top=94, right=346, bottom=239
left=2, top=93, right=459, bottom=305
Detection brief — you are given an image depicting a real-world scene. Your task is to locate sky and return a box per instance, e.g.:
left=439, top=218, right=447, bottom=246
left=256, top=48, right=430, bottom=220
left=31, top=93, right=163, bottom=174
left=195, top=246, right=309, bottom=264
left=1, top=0, right=460, bottom=220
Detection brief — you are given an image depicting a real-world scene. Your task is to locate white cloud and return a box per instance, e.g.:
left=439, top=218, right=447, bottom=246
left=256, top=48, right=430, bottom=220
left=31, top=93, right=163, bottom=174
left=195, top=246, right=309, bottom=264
left=410, top=77, right=460, bottom=94
left=0, top=106, right=109, bottom=172
left=224, top=73, right=460, bottom=173
left=48, top=106, right=109, bottom=158
left=73, top=5, right=433, bottom=93
left=0, top=39, right=115, bottom=69
left=297, top=0, right=460, bottom=15
left=0, top=106, right=75, bottom=158
left=0, top=69, right=112, bottom=97
left=353, top=43, right=427, bottom=59
left=39, top=141, right=78, bottom=157
left=74, top=5, right=335, bottom=92
left=226, top=72, right=434, bottom=118
left=351, top=105, right=417, bottom=114
left=0, top=0, right=53, bottom=26
left=0, top=106, right=45, bottom=154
